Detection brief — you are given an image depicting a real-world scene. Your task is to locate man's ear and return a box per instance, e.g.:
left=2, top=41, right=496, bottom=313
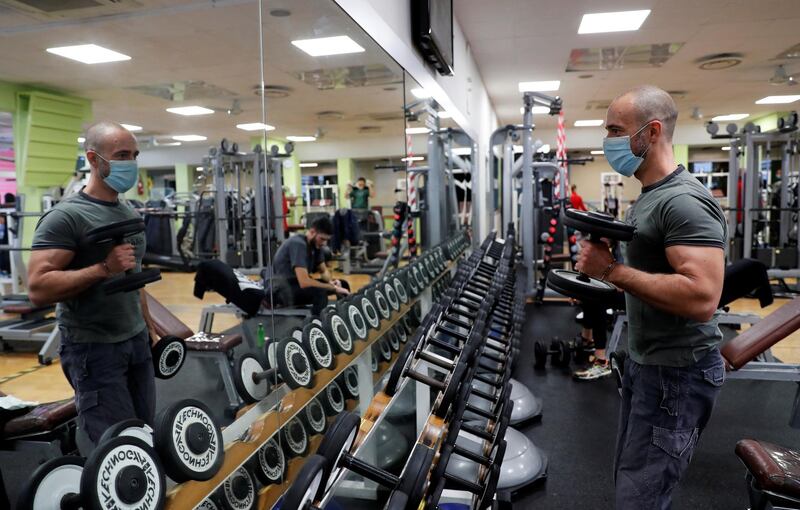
left=649, top=121, right=663, bottom=142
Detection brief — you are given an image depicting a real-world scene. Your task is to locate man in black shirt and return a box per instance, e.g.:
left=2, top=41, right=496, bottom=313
left=271, top=216, right=349, bottom=314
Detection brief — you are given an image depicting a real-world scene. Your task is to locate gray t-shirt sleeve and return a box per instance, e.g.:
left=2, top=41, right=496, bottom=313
left=662, top=194, right=726, bottom=248
left=31, top=209, right=79, bottom=251
left=288, top=239, right=309, bottom=271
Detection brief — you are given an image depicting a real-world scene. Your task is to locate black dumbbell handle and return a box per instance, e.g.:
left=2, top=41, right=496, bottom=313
left=418, top=350, right=455, bottom=371
left=253, top=367, right=278, bottom=384
left=461, top=423, right=494, bottom=442
left=464, top=402, right=496, bottom=421
left=452, top=443, right=492, bottom=466
left=62, top=493, right=83, bottom=510
left=435, top=325, right=467, bottom=343
left=407, top=369, right=446, bottom=392
left=473, top=372, right=502, bottom=388
left=340, top=452, right=400, bottom=489
left=444, top=472, right=484, bottom=495
left=443, top=315, right=472, bottom=331
left=427, top=336, right=461, bottom=355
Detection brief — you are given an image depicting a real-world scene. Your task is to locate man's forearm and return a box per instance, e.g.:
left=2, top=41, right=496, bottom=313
left=608, top=264, right=716, bottom=322
left=29, top=263, right=108, bottom=305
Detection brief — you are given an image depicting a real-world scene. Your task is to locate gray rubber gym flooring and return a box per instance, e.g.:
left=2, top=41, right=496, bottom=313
left=514, top=301, right=797, bottom=509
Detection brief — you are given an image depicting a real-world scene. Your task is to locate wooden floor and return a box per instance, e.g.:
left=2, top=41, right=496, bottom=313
left=0, top=271, right=797, bottom=404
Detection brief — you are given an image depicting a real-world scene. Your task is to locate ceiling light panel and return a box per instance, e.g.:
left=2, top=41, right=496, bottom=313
left=711, top=114, right=749, bottom=121
left=755, top=95, right=800, bottom=104
left=411, top=88, right=431, bottom=99
left=287, top=136, right=316, bottom=142
left=46, top=44, right=131, bottom=64
left=236, top=123, right=276, bottom=131
left=405, top=127, right=430, bottom=135
left=291, top=35, right=365, bottom=57
left=578, top=10, right=651, bottom=34
left=166, top=106, right=214, bottom=116
left=574, top=119, right=604, bottom=127
left=591, top=150, right=604, bottom=155
left=567, top=43, right=683, bottom=72
left=172, top=135, right=207, bottom=142
left=120, top=124, right=142, bottom=132
left=402, top=156, right=425, bottom=162
left=299, top=162, right=319, bottom=167
left=518, top=80, right=560, bottom=92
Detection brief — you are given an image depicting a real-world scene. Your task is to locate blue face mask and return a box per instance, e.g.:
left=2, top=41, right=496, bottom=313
left=95, top=154, right=139, bottom=193
left=602, top=122, right=652, bottom=177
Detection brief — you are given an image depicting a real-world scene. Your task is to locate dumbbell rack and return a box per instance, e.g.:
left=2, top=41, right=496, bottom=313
left=164, top=264, right=458, bottom=509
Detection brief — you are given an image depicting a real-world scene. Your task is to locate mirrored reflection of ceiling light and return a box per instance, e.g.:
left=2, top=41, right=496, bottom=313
left=196, top=167, right=204, bottom=171
left=537, top=144, right=551, bottom=153
left=46, top=44, right=131, bottom=64
left=291, top=35, right=365, bottom=57
left=402, top=156, right=425, bottom=162
left=405, top=127, right=430, bottom=135
left=721, top=146, right=732, bottom=151
left=578, top=10, right=650, bottom=34
left=410, top=88, right=431, bottom=99
left=711, top=113, right=749, bottom=121
left=451, top=147, right=472, bottom=156
left=236, top=122, right=276, bottom=131
left=438, top=111, right=452, bottom=119
left=299, top=162, right=319, bottom=168
left=590, top=150, right=604, bottom=155
left=287, top=135, right=317, bottom=142
left=755, top=95, right=800, bottom=104
left=518, top=80, right=560, bottom=92
left=512, top=145, right=523, bottom=153
left=159, top=142, right=182, bottom=146
left=166, top=106, right=214, bottom=116
left=574, top=119, right=604, bottom=127
left=77, top=137, right=86, bottom=143
left=520, top=106, right=552, bottom=115
left=120, top=123, right=142, bottom=132
left=172, top=135, right=207, bottom=142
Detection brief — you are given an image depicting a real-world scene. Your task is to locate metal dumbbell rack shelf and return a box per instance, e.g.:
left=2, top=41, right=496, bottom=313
left=164, top=258, right=462, bottom=509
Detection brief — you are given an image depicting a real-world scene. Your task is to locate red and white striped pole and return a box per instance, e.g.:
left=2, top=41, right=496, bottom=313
left=555, top=110, right=568, bottom=200
left=405, top=134, right=418, bottom=257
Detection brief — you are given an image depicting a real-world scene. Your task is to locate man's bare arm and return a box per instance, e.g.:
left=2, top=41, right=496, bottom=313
left=294, top=266, right=335, bottom=291
left=27, top=249, right=108, bottom=306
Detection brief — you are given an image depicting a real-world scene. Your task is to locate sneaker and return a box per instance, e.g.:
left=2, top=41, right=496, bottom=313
left=573, top=360, right=612, bottom=381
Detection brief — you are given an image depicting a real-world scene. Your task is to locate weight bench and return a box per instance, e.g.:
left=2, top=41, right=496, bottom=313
left=735, top=439, right=800, bottom=510
left=0, top=298, right=61, bottom=366
left=144, top=292, right=245, bottom=411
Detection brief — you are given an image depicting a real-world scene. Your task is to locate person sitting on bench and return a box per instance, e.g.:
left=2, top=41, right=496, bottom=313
left=271, top=216, right=350, bottom=315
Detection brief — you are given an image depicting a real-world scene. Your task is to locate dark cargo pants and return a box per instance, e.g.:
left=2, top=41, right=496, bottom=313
left=615, top=348, right=725, bottom=510
left=59, top=327, right=155, bottom=444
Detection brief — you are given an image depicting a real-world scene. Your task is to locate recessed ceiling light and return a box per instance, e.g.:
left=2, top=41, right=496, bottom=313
left=721, top=146, right=732, bottom=151
left=438, top=111, right=452, bottom=119
left=77, top=137, right=86, bottom=143
left=405, top=127, right=430, bottom=135
left=574, top=119, right=604, bottom=127
left=160, top=142, right=182, bottom=146
left=711, top=113, right=749, bottom=121
left=578, top=10, right=650, bottom=34
left=520, top=106, right=552, bottom=115
left=236, top=122, right=276, bottom=131
left=166, top=106, right=214, bottom=116
left=46, top=44, right=131, bottom=64
left=120, top=123, right=142, bottom=132
left=451, top=147, right=472, bottom=156
left=287, top=135, right=316, bottom=142
left=590, top=150, right=604, bottom=155
left=196, top=167, right=204, bottom=171
left=269, top=8, right=291, bottom=17
left=291, top=35, right=365, bottom=57
left=518, top=80, right=560, bottom=92
left=299, top=162, right=319, bottom=168
left=402, top=156, right=425, bottom=162
left=410, top=88, right=431, bottom=99
left=755, top=95, right=800, bottom=104
left=172, top=135, right=207, bottom=142
left=537, top=144, right=551, bottom=153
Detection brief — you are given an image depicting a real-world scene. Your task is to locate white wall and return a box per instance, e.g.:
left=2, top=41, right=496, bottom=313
left=568, top=156, right=642, bottom=209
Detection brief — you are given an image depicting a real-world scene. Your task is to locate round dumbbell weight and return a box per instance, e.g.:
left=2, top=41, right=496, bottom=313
left=295, top=321, right=336, bottom=371
left=370, top=286, right=392, bottom=321
left=337, top=299, right=368, bottom=341
left=264, top=336, right=315, bottom=389
left=425, top=440, right=506, bottom=510
left=391, top=273, right=409, bottom=305
left=319, top=308, right=354, bottom=355
left=281, top=454, right=328, bottom=510
left=219, top=465, right=256, bottom=510
left=151, top=335, right=187, bottom=380
left=84, top=218, right=162, bottom=295
left=382, top=279, right=401, bottom=312
left=97, top=418, right=154, bottom=448
left=154, top=399, right=224, bottom=483
left=197, top=494, right=222, bottom=510
left=546, top=208, right=635, bottom=301
left=251, top=437, right=285, bottom=486
left=300, top=397, right=329, bottom=437
left=405, top=268, right=421, bottom=297
left=355, top=290, right=381, bottom=330
left=321, top=380, right=346, bottom=416
left=338, top=366, right=360, bottom=401
left=533, top=340, right=571, bottom=369
left=281, top=417, right=309, bottom=458
left=394, top=324, right=408, bottom=344
left=387, top=328, right=401, bottom=352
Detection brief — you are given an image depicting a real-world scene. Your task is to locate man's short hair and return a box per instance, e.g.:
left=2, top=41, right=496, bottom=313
left=571, top=184, right=577, bottom=191
left=615, top=85, right=679, bottom=141
left=311, top=216, right=333, bottom=236
left=357, top=177, right=366, bottom=182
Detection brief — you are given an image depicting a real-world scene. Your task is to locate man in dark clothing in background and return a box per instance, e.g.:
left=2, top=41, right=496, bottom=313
left=271, top=216, right=350, bottom=314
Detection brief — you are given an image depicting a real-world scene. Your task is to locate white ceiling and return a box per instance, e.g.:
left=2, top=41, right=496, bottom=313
left=455, top=0, right=800, bottom=134
left=0, top=0, right=408, bottom=152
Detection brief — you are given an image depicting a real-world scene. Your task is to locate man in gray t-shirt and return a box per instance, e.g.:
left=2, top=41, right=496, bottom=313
left=576, top=86, right=727, bottom=509
left=28, top=121, right=159, bottom=445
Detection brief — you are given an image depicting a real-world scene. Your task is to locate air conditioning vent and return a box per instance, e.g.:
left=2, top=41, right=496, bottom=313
left=0, top=0, right=141, bottom=19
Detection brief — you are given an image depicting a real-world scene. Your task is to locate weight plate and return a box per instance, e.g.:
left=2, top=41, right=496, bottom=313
left=436, top=361, right=467, bottom=418
left=371, top=352, right=379, bottom=372
left=282, top=455, right=326, bottom=510
left=397, top=443, right=435, bottom=510
left=384, top=282, right=400, bottom=311
left=401, top=315, right=414, bottom=336
left=302, top=398, right=328, bottom=436
left=252, top=437, right=285, bottom=486
left=18, top=456, right=84, bottom=510
left=323, top=310, right=354, bottom=355
left=340, top=301, right=368, bottom=340
left=276, top=337, right=315, bottom=389
left=384, top=341, right=415, bottom=396
left=81, top=436, right=165, bottom=510
left=221, top=466, right=255, bottom=510
left=546, top=269, right=616, bottom=302
left=281, top=417, right=309, bottom=458
left=85, top=218, right=145, bottom=244
left=379, top=338, right=393, bottom=362
left=103, top=267, right=162, bottom=295
left=372, top=287, right=392, bottom=320
left=198, top=495, right=221, bottom=510
left=424, top=258, right=434, bottom=280
left=561, top=208, right=635, bottom=241
left=359, top=292, right=381, bottom=330
left=412, top=265, right=425, bottom=291
left=152, top=335, right=186, bottom=380
left=301, top=322, right=336, bottom=371
left=387, top=329, right=400, bottom=352
left=395, top=325, right=408, bottom=344
left=154, top=399, right=224, bottom=482
left=393, top=276, right=409, bottom=304
left=322, top=381, right=346, bottom=416
left=339, top=366, right=360, bottom=400
left=234, top=354, right=269, bottom=404
left=316, top=412, right=360, bottom=498
left=98, top=418, right=154, bottom=448
left=407, top=270, right=420, bottom=296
